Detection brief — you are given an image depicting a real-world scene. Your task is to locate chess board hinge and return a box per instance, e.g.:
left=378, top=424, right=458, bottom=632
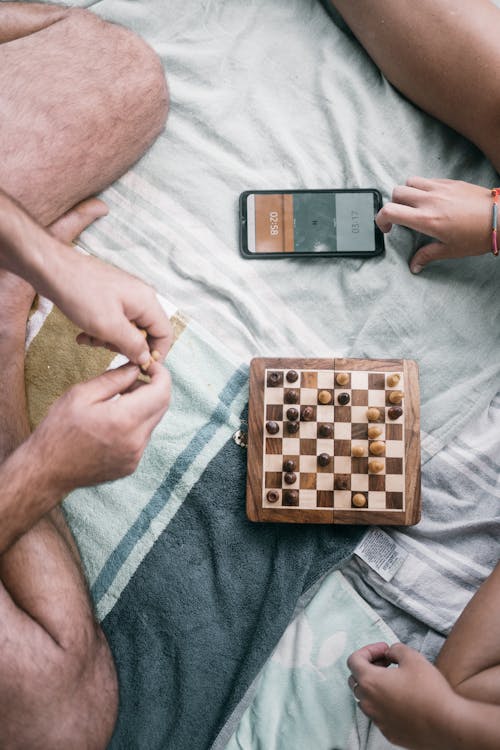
left=232, top=427, right=248, bottom=448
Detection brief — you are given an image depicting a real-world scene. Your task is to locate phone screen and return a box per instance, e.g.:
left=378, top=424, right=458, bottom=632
left=243, top=190, right=381, bottom=255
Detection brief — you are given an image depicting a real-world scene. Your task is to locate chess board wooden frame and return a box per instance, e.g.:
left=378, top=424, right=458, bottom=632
left=246, top=357, right=421, bottom=525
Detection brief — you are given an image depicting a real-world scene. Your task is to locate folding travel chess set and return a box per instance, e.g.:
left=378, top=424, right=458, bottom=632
left=246, top=358, right=421, bottom=525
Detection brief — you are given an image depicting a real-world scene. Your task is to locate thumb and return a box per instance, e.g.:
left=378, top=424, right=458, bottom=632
left=384, top=643, right=420, bottom=667
left=410, top=241, right=451, bottom=274
left=83, top=363, right=140, bottom=403
left=48, top=198, right=108, bottom=243
left=109, top=319, right=151, bottom=366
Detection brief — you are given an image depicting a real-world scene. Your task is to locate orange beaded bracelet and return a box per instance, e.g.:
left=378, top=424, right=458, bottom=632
left=492, top=188, right=500, bottom=256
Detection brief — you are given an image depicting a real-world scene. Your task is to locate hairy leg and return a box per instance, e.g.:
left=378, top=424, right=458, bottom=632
left=435, top=560, right=500, bottom=705
left=0, top=3, right=168, bottom=226
left=0, top=268, right=118, bottom=749
left=328, top=0, right=500, bottom=171
left=0, top=202, right=120, bottom=749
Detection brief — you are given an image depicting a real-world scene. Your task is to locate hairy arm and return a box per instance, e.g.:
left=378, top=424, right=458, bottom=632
left=0, top=189, right=65, bottom=284
left=0, top=362, right=170, bottom=555
left=0, top=435, right=63, bottom=555
left=0, top=190, right=171, bottom=363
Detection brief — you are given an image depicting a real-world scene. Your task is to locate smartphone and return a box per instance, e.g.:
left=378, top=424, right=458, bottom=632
left=239, top=188, right=384, bottom=258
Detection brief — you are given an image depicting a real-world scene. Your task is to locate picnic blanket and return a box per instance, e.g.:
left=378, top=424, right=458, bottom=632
left=21, top=0, right=500, bottom=748
left=25, top=295, right=366, bottom=749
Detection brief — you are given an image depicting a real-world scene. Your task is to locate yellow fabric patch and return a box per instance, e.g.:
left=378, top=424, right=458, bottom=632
left=25, top=306, right=188, bottom=430
left=25, top=306, right=115, bottom=429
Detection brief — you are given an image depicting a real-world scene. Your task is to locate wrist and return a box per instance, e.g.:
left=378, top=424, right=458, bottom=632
left=425, top=689, right=464, bottom=750
left=441, top=693, right=500, bottom=750
left=0, top=189, right=63, bottom=288
left=30, top=237, right=75, bottom=304
left=0, top=433, right=66, bottom=554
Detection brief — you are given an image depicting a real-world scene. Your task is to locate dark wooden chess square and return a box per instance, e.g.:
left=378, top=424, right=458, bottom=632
left=334, top=439, right=351, bottom=456
left=386, top=492, right=403, bottom=509
left=300, top=473, right=317, bottom=489
left=317, top=490, right=334, bottom=507
left=334, top=474, right=351, bottom=490
left=334, top=406, right=351, bottom=422
left=351, top=389, right=369, bottom=405
left=369, top=474, right=385, bottom=491
left=386, top=458, right=403, bottom=474
left=351, top=423, right=368, bottom=439
left=265, top=438, right=282, bottom=454
left=351, top=457, right=368, bottom=474
left=386, top=423, right=403, bottom=440
left=265, top=472, right=282, bottom=488
left=368, top=373, right=385, bottom=389
left=301, top=371, right=318, bottom=388
left=266, top=404, right=283, bottom=421
left=300, top=439, right=317, bottom=455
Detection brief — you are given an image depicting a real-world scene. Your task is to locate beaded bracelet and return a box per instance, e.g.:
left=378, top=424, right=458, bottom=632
left=492, top=188, right=500, bottom=256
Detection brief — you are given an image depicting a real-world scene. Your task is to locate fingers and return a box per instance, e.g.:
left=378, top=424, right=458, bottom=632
left=133, top=298, right=173, bottom=363
left=409, top=241, right=450, bottom=274
left=405, top=176, right=435, bottom=191
left=82, top=363, right=140, bottom=403
left=347, top=642, right=390, bottom=680
left=113, top=318, right=153, bottom=367
left=48, top=198, right=108, bottom=243
left=384, top=642, right=418, bottom=666
left=377, top=177, right=439, bottom=233
left=392, top=185, right=425, bottom=208
left=76, top=332, right=120, bottom=353
left=376, top=203, right=424, bottom=234
left=116, top=360, right=171, bottom=422
left=76, top=320, right=169, bottom=365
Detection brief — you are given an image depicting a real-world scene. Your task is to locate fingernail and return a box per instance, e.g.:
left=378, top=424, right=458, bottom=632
left=138, top=351, right=150, bottom=366
left=411, top=264, right=423, bottom=275
left=151, top=350, right=161, bottom=361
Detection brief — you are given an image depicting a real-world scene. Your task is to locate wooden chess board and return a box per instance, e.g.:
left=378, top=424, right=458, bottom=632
left=246, top=358, right=421, bottom=525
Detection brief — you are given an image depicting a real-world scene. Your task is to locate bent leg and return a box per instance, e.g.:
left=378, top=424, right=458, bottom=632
left=436, top=560, right=500, bottom=705
left=0, top=4, right=168, bottom=226
left=327, top=0, right=500, bottom=171
left=0, top=274, right=118, bottom=749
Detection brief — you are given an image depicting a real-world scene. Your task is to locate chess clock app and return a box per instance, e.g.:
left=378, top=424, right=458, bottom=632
left=239, top=189, right=384, bottom=258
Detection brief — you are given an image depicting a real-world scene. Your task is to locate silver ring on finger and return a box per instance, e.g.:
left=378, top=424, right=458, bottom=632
left=348, top=676, right=360, bottom=703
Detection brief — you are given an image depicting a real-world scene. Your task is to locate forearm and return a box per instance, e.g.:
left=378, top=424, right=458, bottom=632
left=0, top=2, right=70, bottom=44
left=444, top=696, right=500, bottom=750
left=0, top=436, right=64, bottom=555
left=436, top=561, right=500, bottom=691
left=0, top=189, right=69, bottom=293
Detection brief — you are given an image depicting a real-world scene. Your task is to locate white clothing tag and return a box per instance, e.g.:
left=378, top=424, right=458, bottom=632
left=354, top=529, right=408, bottom=582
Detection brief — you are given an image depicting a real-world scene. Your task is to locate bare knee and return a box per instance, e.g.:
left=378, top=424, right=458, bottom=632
left=64, top=8, right=169, bottom=143
left=58, top=625, right=119, bottom=749
left=0, top=6, right=168, bottom=223
left=0, top=625, right=118, bottom=750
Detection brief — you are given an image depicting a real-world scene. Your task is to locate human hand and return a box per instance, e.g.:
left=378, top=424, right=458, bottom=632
left=0, top=187, right=173, bottom=366
left=46, top=197, right=172, bottom=366
left=347, top=642, right=459, bottom=750
left=33, top=361, right=171, bottom=492
left=45, top=247, right=172, bottom=367
left=376, top=177, right=493, bottom=273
